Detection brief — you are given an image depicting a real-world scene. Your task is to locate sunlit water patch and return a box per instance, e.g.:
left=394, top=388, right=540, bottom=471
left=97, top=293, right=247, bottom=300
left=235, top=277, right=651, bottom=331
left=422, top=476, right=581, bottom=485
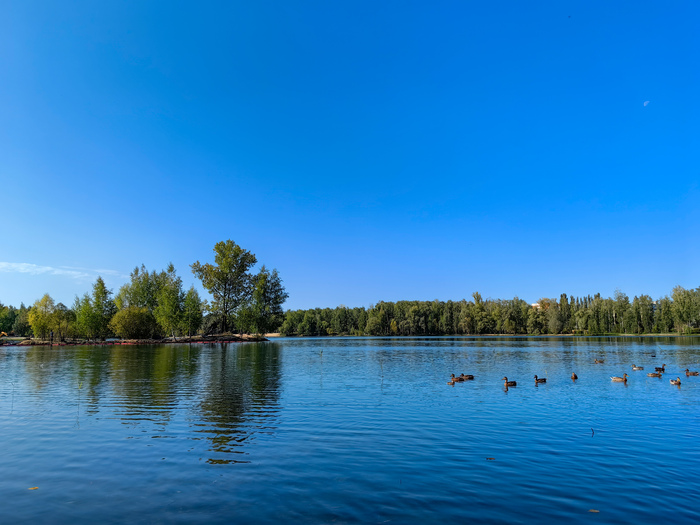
left=1, top=337, right=699, bottom=523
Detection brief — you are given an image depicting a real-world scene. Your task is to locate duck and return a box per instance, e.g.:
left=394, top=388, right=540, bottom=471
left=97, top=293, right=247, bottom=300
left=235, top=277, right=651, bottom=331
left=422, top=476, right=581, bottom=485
left=534, top=375, right=547, bottom=383
left=654, top=364, right=666, bottom=373
left=594, top=359, right=604, bottom=364
left=670, top=377, right=681, bottom=386
left=647, top=372, right=662, bottom=378
left=611, top=373, right=628, bottom=382
left=631, top=364, right=644, bottom=371
left=502, top=376, right=517, bottom=387
left=459, top=373, right=475, bottom=380
left=685, top=369, right=699, bottom=376
left=450, top=373, right=465, bottom=382
left=571, top=372, right=578, bottom=380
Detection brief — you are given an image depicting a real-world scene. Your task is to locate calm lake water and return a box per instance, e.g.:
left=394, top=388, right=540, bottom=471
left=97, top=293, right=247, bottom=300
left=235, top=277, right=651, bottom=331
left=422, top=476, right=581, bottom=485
left=1, top=337, right=699, bottom=524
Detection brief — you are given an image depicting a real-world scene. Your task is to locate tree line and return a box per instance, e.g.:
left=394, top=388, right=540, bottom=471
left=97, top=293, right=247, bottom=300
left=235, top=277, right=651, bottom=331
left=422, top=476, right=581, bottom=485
left=279, top=286, right=700, bottom=337
left=0, top=240, right=288, bottom=341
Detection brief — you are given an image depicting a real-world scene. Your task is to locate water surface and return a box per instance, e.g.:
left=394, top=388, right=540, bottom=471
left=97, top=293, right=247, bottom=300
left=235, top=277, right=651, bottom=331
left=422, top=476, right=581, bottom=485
left=1, top=337, right=699, bottom=523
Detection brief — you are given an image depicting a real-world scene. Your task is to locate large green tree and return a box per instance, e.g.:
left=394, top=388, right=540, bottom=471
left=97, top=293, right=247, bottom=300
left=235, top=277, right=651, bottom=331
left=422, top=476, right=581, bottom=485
left=75, top=277, right=117, bottom=340
left=52, top=302, right=76, bottom=341
left=28, top=294, right=55, bottom=339
left=0, top=303, right=18, bottom=334
left=181, top=287, right=204, bottom=336
left=12, top=303, right=31, bottom=337
left=191, top=240, right=257, bottom=333
left=243, top=266, right=289, bottom=335
left=154, top=263, right=184, bottom=338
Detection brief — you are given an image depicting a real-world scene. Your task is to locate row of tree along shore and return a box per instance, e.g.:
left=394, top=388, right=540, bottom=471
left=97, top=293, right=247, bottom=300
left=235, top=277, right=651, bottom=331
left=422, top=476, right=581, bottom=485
left=280, top=287, right=700, bottom=337
left=0, top=240, right=288, bottom=343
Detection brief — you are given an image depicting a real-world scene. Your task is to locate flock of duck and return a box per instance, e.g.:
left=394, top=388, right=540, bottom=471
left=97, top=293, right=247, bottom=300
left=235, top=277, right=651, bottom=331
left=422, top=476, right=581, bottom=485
left=609, top=362, right=699, bottom=386
left=447, top=360, right=699, bottom=388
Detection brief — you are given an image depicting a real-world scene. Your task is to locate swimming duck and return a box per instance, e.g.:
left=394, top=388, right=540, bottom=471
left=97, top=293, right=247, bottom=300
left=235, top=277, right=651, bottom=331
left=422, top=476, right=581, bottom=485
left=685, top=369, right=699, bottom=376
left=459, top=373, right=475, bottom=380
left=611, top=373, right=628, bottom=382
left=631, top=364, right=644, bottom=371
left=571, top=372, right=578, bottom=380
left=450, top=374, right=465, bottom=382
left=502, top=376, right=517, bottom=387
left=670, top=377, right=681, bottom=386
left=647, top=372, right=662, bottom=378
left=654, top=364, right=666, bottom=373
left=594, top=359, right=604, bottom=364
left=534, top=375, right=546, bottom=383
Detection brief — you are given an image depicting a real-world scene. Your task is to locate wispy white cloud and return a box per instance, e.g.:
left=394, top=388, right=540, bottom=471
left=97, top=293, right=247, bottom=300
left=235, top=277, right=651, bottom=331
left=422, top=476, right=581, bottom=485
left=0, top=262, right=127, bottom=281
left=59, top=266, right=128, bottom=278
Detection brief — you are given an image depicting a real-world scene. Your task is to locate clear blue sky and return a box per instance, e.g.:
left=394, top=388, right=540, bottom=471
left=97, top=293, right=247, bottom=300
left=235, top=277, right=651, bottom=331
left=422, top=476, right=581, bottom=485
left=1, top=0, right=698, bottom=310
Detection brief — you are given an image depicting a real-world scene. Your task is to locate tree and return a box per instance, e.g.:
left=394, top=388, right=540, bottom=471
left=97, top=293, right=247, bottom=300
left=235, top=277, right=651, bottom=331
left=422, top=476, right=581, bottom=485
left=115, top=265, right=161, bottom=312
left=654, top=296, right=674, bottom=333
left=181, top=287, right=204, bottom=336
left=52, top=303, right=76, bottom=341
left=73, top=293, right=94, bottom=339
left=28, top=294, right=55, bottom=339
left=115, top=263, right=187, bottom=338
left=242, top=267, right=288, bottom=335
left=74, top=278, right=116, bottom=340
left=191, top=240, right=257, bottom=333
left=109, top=307, right=157, bottom=339
left=91, top=277, right=117, bottom=339
left=12, top=303, right=32, bottom=337
left=546, top=298, right=563, bottom=334
left=0, top=303, right=18, bottom=334
left=672, top=286, right=699, bottom=334
left=154, top=263, right=184, bottom=338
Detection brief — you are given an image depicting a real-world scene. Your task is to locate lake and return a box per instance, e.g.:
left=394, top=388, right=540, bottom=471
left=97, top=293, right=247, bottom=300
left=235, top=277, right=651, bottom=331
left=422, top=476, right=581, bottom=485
left=1, top=337, right=699, bottom=523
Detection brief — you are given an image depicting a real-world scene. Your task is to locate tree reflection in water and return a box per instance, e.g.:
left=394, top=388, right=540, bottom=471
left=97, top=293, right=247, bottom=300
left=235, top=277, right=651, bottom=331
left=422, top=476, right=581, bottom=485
left=14, top=341, right=281, bottom=465
left=198, top=342, right=281, bottom=464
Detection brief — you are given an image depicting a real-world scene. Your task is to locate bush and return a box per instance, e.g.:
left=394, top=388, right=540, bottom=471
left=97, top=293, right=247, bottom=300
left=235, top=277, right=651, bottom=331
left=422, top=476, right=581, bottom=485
left=109, top=307, right=159, bottom=339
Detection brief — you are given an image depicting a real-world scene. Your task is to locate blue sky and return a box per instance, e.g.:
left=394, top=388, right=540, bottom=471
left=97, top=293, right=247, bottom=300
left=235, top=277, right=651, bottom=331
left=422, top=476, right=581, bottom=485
left=1, top=0, right=698, bottom=310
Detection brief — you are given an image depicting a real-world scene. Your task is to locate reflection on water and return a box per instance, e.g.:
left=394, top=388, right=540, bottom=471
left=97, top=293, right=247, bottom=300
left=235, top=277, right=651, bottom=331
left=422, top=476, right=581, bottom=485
left=198, top=343, right=281, bottom=463
left=1, top=336, right=699, bottom=524
left=2, top=341, right=281, bottom=465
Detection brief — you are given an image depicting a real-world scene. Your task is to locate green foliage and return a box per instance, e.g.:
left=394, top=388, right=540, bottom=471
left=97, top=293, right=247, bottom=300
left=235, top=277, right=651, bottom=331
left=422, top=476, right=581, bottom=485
left=191, top=240, right=257, bottom=333
left=91, top=277, right=117, bottom=339
left=153, top=263, right=184, bottom=338
left=53, top=303, right=76, bottom=341
left=115, top=265, right=162, bottom=312
left=181, top=287, right=204, bottom=336
left=73, top=277, right=117, bottom=340
left=28, top=294, right=56, bottom=339
left=109, top=307, right=157, bottom=339
left=115, top=263, right=191, bottom=339
left=0, top=303, right=19, bottom=334
left=672, top=286, right=700, bottom=334
left=241, top=266, right=288, bottom=335
left=12, top=303, right=31, bottom=337
left=73, top=293, right=94, bottom=339
left=277, top=286, right=700, bottom=337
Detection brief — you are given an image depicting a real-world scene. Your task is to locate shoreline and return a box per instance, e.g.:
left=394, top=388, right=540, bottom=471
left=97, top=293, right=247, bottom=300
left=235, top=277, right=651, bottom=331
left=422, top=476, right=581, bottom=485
left=277, top=332, right=690, bottom=338
left=0, top=334, right=269, bottom=347
left=1, top=332, right=694, bottom=346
